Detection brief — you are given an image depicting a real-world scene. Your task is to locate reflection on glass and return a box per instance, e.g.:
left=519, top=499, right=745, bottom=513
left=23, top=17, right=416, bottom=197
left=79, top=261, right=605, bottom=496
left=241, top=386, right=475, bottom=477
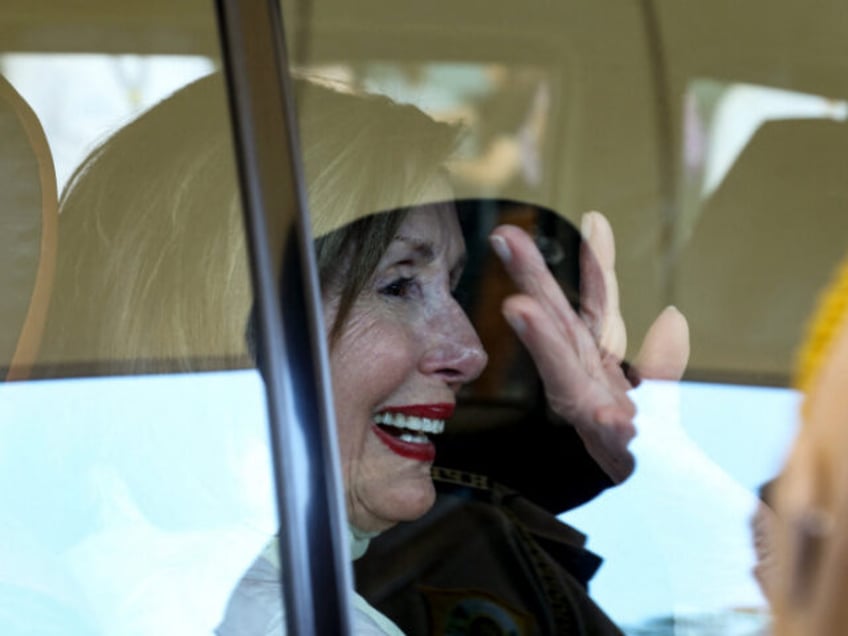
left=1, top=54, right=215, bottom=190
left=0, top=372, right=275, bottom=634
left=300, top=61, right=553, bottom=203
left=562, top=381, right=799, bottom=634
left=0, top=51, right=282, bottom=633
left=6, top=4, right=836, bottom=633
left=675, top=79, right=848, bottom=383
left=678, top=78, right=848, bottom=251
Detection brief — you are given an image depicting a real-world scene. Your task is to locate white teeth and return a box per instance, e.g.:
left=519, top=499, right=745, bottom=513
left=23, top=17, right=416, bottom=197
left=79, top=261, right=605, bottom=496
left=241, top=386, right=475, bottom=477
left=399, top=433, right=429, bottom=444
left=374, top=412, right=445, bottom=435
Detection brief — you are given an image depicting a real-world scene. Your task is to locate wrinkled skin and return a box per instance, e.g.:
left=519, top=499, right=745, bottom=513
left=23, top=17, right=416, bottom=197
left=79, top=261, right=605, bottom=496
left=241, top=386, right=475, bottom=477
left=326, top=204, right=487, bottom=533
left=328, top=205, right=690, bottom=533
left=490, top=211, right=689, bottom=482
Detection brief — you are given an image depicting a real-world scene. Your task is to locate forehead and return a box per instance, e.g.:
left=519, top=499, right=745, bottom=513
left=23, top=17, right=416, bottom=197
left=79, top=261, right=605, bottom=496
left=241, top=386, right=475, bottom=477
left=392, top=203, right=463, bottom=257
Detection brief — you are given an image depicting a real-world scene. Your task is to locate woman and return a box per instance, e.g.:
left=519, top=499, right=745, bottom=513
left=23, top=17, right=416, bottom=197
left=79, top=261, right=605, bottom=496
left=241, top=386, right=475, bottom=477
left=38, top=72, right=687, bottom=633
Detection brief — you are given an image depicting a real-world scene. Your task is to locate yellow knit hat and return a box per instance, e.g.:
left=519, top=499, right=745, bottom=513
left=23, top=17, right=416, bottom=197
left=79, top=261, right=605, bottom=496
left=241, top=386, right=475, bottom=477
left=793, top=255, right=848, bottom=407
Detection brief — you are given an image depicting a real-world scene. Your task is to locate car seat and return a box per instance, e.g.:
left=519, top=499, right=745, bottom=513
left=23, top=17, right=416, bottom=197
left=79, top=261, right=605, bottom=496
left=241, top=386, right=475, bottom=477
left=676, top=118, right=848, bottom=383
left=0, top=73, right=58, bottom=381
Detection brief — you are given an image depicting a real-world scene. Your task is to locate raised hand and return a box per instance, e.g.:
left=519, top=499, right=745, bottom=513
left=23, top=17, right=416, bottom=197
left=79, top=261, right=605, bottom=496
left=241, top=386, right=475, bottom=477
left=489, top=211, right=689, bottom=483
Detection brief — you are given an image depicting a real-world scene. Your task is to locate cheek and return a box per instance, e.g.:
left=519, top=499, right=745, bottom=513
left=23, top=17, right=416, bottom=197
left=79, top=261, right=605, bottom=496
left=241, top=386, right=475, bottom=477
left=329, top=313, right=417, bottom=447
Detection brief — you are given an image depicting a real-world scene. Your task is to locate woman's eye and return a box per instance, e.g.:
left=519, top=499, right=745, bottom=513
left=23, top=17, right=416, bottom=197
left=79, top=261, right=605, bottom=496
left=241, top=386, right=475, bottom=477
left=379, top=276, right=415, bottom=298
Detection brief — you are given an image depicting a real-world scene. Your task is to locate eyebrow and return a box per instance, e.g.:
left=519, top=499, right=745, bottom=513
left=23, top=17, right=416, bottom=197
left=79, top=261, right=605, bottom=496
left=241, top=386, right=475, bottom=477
left=393, top=235, right=435, bottom=263
left=393, top=234, right=467, bottom=285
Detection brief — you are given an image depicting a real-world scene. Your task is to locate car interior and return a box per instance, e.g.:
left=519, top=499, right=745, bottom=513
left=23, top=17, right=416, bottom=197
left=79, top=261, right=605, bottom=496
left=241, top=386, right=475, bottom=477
left=2, top=1, right=848, bottom=633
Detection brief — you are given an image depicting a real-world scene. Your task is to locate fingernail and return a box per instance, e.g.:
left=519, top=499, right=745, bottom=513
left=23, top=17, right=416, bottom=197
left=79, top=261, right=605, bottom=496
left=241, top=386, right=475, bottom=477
left=505, top=310, right=526, bottom=335
left=490, top=234, right=511, bottom=264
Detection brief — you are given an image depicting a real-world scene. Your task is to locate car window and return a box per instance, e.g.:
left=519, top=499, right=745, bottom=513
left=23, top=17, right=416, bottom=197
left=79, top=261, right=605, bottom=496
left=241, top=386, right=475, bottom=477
left=0, top=6, right=290, bottom=635
left=3, top=1, right=845, bottom=634
left=287, top=2, right=838, bottom=634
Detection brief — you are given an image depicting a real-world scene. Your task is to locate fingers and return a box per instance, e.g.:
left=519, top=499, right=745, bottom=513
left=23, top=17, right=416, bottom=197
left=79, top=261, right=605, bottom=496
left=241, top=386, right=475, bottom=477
left=489, top=225, right=587, bottom=350
left=490, top=220, right=690, bottom=386
left=500, top=294, right=577, bottom=396
left=580, top=211, right=626, bottom=360
left=490, top=220, right=638, bottom=483
left=500, top=293, right=628, bottom=414
left=503, top=291, right=636, bottom=483
left=590, top=404, right=638, bottom=483
left=634, top=306, right=691, bottom=381
left=489, top=221, right=632, bottom=404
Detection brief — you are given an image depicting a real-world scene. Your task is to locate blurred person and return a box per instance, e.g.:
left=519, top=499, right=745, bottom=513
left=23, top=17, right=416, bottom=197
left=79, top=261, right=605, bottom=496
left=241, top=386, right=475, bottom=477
left=771, top=256, right=848, bottom=635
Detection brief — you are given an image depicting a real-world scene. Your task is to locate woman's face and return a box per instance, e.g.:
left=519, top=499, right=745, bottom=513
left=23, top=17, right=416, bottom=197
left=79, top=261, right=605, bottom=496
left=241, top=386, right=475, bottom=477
left=325, top=204, right=488, bottom=533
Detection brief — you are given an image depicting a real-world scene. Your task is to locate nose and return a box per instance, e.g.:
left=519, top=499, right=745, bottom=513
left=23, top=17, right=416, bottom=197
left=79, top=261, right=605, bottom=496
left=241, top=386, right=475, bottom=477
left=419, top=297, right=488, bottom=387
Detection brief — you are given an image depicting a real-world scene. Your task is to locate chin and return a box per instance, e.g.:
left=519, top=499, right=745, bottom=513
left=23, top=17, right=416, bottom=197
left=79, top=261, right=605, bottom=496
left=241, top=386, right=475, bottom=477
left=376, top=478, right=437, bottom=527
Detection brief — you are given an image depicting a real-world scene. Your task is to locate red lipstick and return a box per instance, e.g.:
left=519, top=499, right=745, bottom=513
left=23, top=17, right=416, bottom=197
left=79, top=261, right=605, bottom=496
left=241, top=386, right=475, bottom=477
left=372, top=424, right=436, bottom=463
left=381, top=403, right=455, bottom=419
left=371, top=403, right=453, bottom=463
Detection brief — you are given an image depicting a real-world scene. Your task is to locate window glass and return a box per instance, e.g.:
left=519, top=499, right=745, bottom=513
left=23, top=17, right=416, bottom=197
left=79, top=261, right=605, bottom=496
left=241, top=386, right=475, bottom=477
left=1, top=54, right=215, bottom=191
left=4, top=1, right=845, bottom=634
left=0, top=8, right=285, bottom=635
left=357, top=62, right=553, bottom=202
left=288, top=2, right=843, bottom=635
left=300, top=61, right=554, bottom=202
left=676, top=77, right=848, bottom=383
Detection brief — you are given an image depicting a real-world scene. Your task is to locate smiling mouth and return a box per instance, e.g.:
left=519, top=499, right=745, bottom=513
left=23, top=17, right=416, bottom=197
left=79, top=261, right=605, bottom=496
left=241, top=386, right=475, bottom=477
left=373, top=412, right=445, bottom=444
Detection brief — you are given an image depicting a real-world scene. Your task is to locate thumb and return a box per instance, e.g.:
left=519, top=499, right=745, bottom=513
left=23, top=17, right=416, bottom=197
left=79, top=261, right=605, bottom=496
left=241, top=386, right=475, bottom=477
left=634, top=306, right=690, bottom=381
